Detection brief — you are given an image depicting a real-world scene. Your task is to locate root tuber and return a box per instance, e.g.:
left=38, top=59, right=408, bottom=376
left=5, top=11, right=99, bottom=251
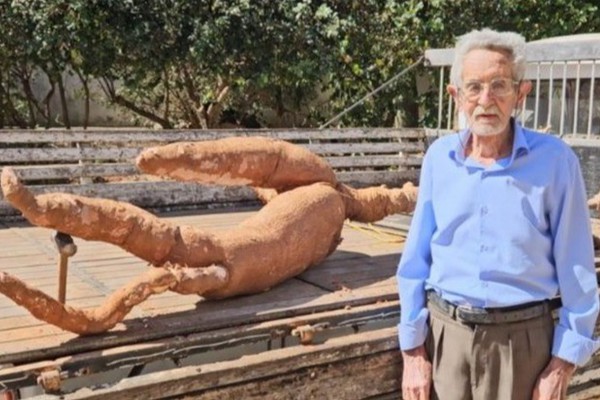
left=0, top=136, right=418, bottom=335
left=136, top=136, right=337, bottom=191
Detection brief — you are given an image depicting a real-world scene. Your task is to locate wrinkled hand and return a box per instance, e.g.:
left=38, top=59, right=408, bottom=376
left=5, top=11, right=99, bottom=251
left=401, top=345, right=432, bottom=400
left=532, top=356, right=576, bottom=400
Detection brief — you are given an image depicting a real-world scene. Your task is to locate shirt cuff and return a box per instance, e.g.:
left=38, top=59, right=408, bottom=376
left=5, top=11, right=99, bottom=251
left=552, top=324, right=600, bottom=366
left=398, top=307, right=430, bottom=350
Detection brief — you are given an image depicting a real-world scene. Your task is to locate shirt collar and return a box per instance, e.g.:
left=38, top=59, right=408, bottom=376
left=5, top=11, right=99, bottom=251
left=450, top=118, right=530, bottom=168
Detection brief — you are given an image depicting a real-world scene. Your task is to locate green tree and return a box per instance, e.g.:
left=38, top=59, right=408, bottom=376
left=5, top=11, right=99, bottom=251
left=0, top=0, right=598, bottom=129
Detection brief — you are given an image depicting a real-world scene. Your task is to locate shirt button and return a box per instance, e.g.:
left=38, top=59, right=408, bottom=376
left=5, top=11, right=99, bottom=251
left=481, top=206, right=488, bottom=215
left=480, top=245, right=487, bottom=252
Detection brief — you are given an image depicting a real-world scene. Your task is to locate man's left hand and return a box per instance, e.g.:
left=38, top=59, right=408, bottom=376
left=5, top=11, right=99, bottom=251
left=532, top=356, right=576, bottom=400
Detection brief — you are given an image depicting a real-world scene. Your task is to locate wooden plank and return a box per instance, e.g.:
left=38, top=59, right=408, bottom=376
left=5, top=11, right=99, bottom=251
left=29, top=327, right=401, bottom=400
left=11, top=156, right=423, bottom=182
left=11, top=163, right=138, bottom=181
left=300, top=252, right=399, bottom=292
left=1, top=141, right=424, bottom=164
left=0, top=128, right=426, bottom=144
left=0, top=301, right=400, bottom=389
left=306, top=142, right=424, bottom=154
left=337, top=170, right=420, bottom=187
left=1, top=147, right=141, bottom=163
left=0, top=182, right=258, bottom=215
left=327, top=155, right=423, bottom=169
left=569, top=362, right=600, bottom=399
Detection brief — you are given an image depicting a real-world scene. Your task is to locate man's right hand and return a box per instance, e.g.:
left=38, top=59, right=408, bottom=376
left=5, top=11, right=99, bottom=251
left=401, top=344, right=432, bottom=400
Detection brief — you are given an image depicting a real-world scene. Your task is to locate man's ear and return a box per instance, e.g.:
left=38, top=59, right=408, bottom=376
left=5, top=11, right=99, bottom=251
left=447, top=84, right=458, bottom=99
left=517, top=80, right=532, bottom=107
left=447, top=84, right=461, bottom=109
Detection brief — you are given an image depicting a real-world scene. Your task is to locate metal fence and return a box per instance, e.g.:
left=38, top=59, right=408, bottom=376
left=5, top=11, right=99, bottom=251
left=424, top=33, right=600, bottom=143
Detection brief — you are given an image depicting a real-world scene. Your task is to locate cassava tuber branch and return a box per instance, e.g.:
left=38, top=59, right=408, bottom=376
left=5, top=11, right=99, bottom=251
left=0, top=265, right=228, bottom=335
left=0, top=167, right=224, bottom=268
left=337, top=182, right=418, bottom=222
left=588, top=191, right=600, bottom=211
left=135, top=136, right=337, bottom=191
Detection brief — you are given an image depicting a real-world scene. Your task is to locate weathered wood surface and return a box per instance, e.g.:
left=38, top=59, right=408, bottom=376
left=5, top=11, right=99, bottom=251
left=1, top=142, right=424, bottom=163
left=0, top=128, right=425, bottom=217
left=0, top=208, right=408, bottom=396
left=30, top=327, right=402, bottom=400
left=0, top=128, right=426, bottom=143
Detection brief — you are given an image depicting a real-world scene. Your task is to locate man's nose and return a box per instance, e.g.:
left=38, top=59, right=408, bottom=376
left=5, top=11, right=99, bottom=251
left=477, top=86, right=494, bottom=106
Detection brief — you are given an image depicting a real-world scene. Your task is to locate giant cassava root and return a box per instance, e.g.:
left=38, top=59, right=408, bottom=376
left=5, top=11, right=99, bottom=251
left=0, top=137, right=418, bottom=335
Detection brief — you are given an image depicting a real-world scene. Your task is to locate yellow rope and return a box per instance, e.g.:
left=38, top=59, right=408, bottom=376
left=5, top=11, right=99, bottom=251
left=344, top=221, right=407, bottom=243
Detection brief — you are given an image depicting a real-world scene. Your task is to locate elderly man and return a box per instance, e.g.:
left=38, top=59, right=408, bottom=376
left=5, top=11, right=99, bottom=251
left=397, top=28, right=599, bottom=400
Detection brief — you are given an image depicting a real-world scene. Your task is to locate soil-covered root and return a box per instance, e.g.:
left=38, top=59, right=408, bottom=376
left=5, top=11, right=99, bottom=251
left=588, top=191, right=600, bottom=211
left=251, top=187, right=279, bottom=204
left=136, top=136, right=337, bottom=191
left=0, top=167, right=224, bottom=268
left=337, top=182, right=418, bottom=222
left=206, top=183, right=346, bottom=298
left=0, top=265, right=228, bottom=335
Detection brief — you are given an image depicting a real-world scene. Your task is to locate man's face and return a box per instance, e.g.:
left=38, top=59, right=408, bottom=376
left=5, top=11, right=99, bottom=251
left=450, top=48, right=524, bottom=137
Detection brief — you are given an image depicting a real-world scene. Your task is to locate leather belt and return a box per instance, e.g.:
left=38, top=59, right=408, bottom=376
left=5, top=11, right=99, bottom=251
left=427, top=291, right=552, bottom=325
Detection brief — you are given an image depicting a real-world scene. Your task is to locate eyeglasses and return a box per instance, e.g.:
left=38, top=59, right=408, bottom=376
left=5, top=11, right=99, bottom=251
left=459, top=78, right=520, bottom=101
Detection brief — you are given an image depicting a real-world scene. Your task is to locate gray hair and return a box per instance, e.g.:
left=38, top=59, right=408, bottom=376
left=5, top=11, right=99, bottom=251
left=449, top=28, right=527, bottom=86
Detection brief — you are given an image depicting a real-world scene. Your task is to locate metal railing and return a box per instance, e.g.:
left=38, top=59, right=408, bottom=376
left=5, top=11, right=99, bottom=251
left=424, top=33, right=600, bottom=142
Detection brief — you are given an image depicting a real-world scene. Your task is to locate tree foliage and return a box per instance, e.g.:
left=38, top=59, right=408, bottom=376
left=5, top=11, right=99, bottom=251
left=0, top=0, right=598, bottom=128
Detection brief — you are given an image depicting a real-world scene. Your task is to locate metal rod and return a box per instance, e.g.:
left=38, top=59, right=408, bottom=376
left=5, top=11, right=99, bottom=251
left=437, top=67, right=444, bottom=129
left=519, top=81, right=528, bottom=127
left=559, top=62, right=567, bottom=136
left=534, top=63, right=541, bottom=130
left=58, top=255, right=68, bottom=304
left=319, top=56, right=425, bottom=129
left=53, top=232, right=77, bottom=305
left=446, top=81, right=453, bottom=130
left=573, top=61, right=581, bottom=135
left=547, top=62, right=554, bottom=130
left=588, top=61, right=597, bottom=138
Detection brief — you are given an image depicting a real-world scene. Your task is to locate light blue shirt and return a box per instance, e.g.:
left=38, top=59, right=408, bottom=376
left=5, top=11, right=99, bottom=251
left=396, top=121, right=600, bottom=366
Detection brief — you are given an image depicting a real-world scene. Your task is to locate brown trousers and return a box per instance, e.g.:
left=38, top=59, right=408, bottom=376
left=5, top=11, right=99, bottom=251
left=425, top=304, right=554, bottom=400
